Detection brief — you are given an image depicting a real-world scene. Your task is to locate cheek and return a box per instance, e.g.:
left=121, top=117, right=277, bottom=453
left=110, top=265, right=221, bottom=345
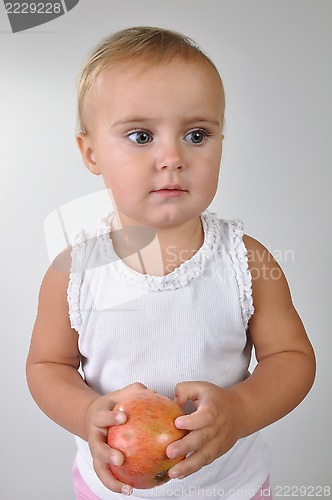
left=204, top=173, right=220, bottom=196
left=101, top=167, right=141, bottom=197
left=194, top=159, right=220, bottom=198
left=97, top=150, right=130, bottom=187
left=196, top=149, right=221, bottom=180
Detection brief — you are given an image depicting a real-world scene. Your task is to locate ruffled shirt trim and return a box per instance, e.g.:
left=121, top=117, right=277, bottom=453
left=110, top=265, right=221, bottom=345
left=228, top=219, right=255, bottom=330
left=67, top=227, right=86, bottom=332
left=96, top=209, right=222, bottom=292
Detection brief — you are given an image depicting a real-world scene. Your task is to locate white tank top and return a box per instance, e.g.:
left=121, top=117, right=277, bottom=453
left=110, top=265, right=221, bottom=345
left=67, top=209, right=271, bottom=499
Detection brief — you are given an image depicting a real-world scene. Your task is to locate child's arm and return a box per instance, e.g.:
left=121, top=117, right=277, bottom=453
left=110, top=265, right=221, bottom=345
left=166, top=235, right=316, bottom=480
left=26, top=264, right=147, bottom=494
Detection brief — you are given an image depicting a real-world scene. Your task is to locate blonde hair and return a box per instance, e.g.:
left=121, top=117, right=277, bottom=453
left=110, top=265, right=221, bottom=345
left=77, top=26, right=225, bottom=134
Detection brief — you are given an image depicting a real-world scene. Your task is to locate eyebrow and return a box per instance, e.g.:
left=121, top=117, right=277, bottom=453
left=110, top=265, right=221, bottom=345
left=111, top=117, right=221, bottom=127
left=183, top=117, right=221, bottom=126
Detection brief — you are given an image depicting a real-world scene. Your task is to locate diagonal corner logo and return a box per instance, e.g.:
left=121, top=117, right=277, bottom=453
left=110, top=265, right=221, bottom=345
left=3, top=0, right=80, bottom=33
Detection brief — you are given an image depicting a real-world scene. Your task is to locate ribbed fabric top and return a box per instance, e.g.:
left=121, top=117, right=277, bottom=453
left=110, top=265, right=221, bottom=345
left=67, top=209, right=271, bottom=500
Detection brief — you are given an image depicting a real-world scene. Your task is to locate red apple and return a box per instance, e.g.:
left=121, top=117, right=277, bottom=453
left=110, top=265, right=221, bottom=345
left=107, top=392, right=188, bottom=489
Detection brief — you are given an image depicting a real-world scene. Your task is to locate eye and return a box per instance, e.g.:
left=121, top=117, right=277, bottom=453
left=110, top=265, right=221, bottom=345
left=184, top=129, right=211, bottom=145
left=126, top=130, right=152, bottom=145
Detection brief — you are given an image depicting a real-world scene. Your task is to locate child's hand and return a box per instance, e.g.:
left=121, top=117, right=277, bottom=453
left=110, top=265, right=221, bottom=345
left=166, top=381, right=245, bottom=480
left=85, top=382, right=152, bottom=494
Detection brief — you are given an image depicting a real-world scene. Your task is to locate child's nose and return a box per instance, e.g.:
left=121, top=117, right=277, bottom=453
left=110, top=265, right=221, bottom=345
left=156, top=140, right=185, bottom=171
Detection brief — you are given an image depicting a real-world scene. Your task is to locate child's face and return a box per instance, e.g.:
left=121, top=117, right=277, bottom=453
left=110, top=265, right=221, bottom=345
left=78, top=59, right=224, bottom=229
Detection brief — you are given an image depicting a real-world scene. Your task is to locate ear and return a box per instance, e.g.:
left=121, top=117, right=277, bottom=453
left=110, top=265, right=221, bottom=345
left=76, top=133, right=101, bottom=175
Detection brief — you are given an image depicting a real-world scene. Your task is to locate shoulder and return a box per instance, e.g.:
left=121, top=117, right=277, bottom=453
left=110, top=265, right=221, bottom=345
left=243, top=234, right=284, bottom=278
left=242, top=233, right=293, bottom=314
left=243, top=233, right=270, bottom=257
left=50, top=222, right=102, bottom=275
left=50, top=245, right=73, bottom=274
left=38, top=263, right=71, bottom=311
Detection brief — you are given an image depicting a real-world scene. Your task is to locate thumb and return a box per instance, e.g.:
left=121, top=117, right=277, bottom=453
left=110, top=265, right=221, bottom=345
left=123, top=382, right=149, bottom=393
left=111, top=382, right=151, bottom=404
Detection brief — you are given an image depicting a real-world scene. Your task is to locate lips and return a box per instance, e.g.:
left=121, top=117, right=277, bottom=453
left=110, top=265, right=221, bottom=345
left=154, top=184, right=186, bottom=191
left=152, top=184, right=187, bottom=198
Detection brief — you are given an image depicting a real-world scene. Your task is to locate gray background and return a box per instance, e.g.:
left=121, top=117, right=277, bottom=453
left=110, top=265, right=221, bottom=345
left=1, top=0, right=331, bottom=498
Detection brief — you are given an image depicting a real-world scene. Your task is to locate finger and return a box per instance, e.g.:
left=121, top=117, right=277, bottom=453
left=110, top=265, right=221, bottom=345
left=174, top=404, right=217, bottom=432
left=93, top=409, right=127, bottom=428
left=89, top=429, right=125, bottom=466
left=106, top=383, right=156, bottom=409
left=174, top=381, right=207, bottom=408
left=168, top=444, right=215, bottom=480
left=94, top=458, right=133, bottom=495
left=166, top=428, right=210, bottom=460
left=116, top=382, right=149, bottom=399
left=101, top=383, right=149, bottom=409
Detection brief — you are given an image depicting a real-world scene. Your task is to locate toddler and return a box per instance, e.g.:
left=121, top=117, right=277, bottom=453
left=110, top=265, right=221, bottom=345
left=26, top=26, right=316, bottom=500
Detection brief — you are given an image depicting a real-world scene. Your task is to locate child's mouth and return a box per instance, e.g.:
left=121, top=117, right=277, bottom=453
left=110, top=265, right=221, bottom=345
left=152, top=184, right=187, bottom=198
left=154, top=189, right=186, bottom=198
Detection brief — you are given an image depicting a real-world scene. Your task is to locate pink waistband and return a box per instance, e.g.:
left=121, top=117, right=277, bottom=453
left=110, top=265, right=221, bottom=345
left=251, top=476, right=271, bottom=499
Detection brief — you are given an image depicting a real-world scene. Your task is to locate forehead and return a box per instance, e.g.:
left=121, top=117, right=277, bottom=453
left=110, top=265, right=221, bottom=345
left=84, top=59, right=224, bottom=129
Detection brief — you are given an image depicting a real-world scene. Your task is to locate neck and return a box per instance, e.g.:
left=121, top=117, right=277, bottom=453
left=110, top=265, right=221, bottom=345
left=157, top=217, right=203, bottom=274
left=110, top=214, right=204, bottom=276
